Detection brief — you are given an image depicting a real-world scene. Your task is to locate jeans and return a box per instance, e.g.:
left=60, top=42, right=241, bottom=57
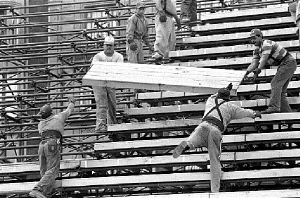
left=181, top=0, right=197, bottom=22
left=187, top=121, right=222, bottom=192
left=92, top=86, right=117, bottom=130
left=126, top=39, right=145, bottom=63
left=269, top=55, right=297, bottom=112
left=33, top=138, right=60, bottom=196
left=154, top=15, right=176, bottom=58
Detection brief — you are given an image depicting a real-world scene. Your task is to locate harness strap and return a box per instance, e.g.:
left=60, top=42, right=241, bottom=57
left=202, top=97, right=226, bottom=131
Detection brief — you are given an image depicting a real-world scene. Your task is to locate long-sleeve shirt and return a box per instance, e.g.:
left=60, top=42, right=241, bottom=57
left=91, top=51, right=123, bottom=65
left=38, top=103, right=75, bottom=135
left=126, top=14, right=149, bottom=45
left=204, top=93, right=255, bottom=129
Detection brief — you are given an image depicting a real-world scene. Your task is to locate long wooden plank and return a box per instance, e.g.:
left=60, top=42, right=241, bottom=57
left=201, top=3, right=288, bottom=21
left=108, top=112, right=300, bottom=132
left=2, top=149, right=299, bottom=175
left=192, top=16, right=294, bottom=32
left=2, top=167, right=300, bottom=194
left=0, top=160, right=80, bottom=175
left=106, top=189, right=300, bottom=198
left=169, top=52, right=300, bottom=68
left=62, top=168, right=300, bottom=187
left=82, top=62, right=245, bottom=93
left=136, top=80, right=300, bottom=100
left=94, top=130, right=300, bottom=152
left=125, top=96, right=300, bottom=116
left=169, top=40, right=299, bottom=58
left=183, top=27, right=297, bottom=44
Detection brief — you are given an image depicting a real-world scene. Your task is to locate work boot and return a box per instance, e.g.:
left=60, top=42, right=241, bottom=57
left=261, top=107, right=280, bottom=114
left=29, top=190, right=47, bottom=198
left=173, top=141, right=190, bottom=158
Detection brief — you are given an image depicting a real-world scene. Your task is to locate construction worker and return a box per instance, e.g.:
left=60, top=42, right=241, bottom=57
left=126, top=1, right=153, bottom=64
left=152, top=0, right=181, bottom=60
left=91, top=36, right=124, bottom=132
left=243, top=29, right=297, bottom=114
left=180, top=0, right=197, bottom=24
left=29, top=96, right=75, bottom=198
left=173, top=84, right=261, bottom=192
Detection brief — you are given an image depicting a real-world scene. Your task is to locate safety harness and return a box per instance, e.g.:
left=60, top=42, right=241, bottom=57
left=201, top=97, right=226, bottom=132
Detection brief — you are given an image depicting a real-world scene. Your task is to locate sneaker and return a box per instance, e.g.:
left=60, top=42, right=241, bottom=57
left=152, top=52, right=163, bottom=60
left=261, top=107, right=280, bottom=114
left=29, top=190, right=47, bottom=198
left=173, top=141, right=190, bottom=158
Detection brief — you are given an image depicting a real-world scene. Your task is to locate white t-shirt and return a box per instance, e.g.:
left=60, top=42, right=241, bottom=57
left=91, top=51, right=124, bottom=65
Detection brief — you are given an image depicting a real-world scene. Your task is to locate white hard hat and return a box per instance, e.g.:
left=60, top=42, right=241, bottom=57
left=104, top=36, right=114, bottom=45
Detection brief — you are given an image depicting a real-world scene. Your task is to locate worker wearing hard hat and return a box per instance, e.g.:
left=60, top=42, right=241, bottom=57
left=91, top=35, right=123, bottom=133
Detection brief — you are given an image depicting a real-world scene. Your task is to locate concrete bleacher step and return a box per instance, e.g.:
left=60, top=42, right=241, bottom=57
left=1, top=148, right=300, bottom=176
left=1, top=167, right=300, bottom=195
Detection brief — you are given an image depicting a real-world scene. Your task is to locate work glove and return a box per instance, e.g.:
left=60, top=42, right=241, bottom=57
left=129, top=43, right=138, bottom=51
left=252, top=68, right=261, bottom=81
left=253, top=68, right=261, bottom=75
left=159, top=11, right=167, bottom=22
left=254, top=111, right=262, bottom=118
left=226, top=83, right=233, bottom=91
left=68, top=96, right=76, bottom=104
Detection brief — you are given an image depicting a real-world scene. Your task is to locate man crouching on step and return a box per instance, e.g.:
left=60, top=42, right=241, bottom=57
left=173, top=83, right=261, bottom=193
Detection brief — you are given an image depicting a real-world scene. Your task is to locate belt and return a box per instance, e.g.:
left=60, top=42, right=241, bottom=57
left=41, top=130, right=62, bottom=141
left=202, top=116, right=224, bottom=131
left=275, top=52, right=290, bottom=65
